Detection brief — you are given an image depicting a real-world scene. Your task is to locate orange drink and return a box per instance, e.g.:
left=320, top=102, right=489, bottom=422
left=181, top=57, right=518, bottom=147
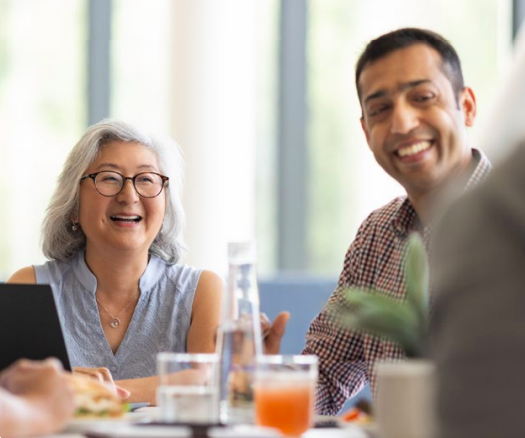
left=255, top=355, right=318, bottom=437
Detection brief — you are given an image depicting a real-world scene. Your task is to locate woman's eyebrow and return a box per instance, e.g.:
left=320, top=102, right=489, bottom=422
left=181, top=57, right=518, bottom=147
left=94, top=163, right=158, bottom=171
left=95, top=163, right=120, bottom=171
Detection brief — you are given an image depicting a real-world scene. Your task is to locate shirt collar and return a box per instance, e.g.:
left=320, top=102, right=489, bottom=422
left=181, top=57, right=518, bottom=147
left=390, top=148, right=492, bottom=238
left=72, top=251, right=165, bottom=295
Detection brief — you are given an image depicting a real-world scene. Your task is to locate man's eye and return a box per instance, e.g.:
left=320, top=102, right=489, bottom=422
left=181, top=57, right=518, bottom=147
left=368, top=105, right=388, bottom=117
left=415, top=93, right=434, bottom=102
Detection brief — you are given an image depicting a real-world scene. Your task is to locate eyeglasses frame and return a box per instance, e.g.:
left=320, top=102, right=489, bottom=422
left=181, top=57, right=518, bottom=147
left=80, top=171, right=169, bottom=198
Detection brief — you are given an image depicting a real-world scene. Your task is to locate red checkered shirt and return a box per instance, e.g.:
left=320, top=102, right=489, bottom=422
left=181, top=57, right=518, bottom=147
left=302, top=149, right=492, bottom=415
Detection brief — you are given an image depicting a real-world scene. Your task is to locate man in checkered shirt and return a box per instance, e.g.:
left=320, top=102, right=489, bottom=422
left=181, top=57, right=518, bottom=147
left=302, top=28, right=492, bottom=415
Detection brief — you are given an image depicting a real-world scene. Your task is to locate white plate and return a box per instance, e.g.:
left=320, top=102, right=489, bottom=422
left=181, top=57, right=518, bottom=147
left=67, top=423, right=192, bottom=437
left=64, top=423, right=280, bottom=438
left=63, top=412, right=150, bottom=434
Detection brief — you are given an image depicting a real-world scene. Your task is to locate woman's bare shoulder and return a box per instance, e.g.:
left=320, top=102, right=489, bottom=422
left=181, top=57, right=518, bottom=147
left=7, top=266, right=36, bottom=284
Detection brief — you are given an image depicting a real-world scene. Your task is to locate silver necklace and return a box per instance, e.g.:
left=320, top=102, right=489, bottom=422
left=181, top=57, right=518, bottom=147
left=96, top=295, right=137, bottom=329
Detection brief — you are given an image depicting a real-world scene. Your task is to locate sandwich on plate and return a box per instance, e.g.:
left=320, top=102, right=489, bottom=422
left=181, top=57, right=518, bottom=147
left=69, top=374, right=127, bottom=418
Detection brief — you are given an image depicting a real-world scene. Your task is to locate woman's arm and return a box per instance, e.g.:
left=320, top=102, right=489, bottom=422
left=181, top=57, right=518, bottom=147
left=115, top=375, right=159, bottom=404
left=6, top=266, right=36, bottom=284
left=118, top=271, right=224, bottom=404
left=186, top=270, right=224, bottom=353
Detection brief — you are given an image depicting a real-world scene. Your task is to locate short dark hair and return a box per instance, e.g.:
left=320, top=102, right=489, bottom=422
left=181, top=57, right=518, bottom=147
left=355, top=28, right=464, bottom=103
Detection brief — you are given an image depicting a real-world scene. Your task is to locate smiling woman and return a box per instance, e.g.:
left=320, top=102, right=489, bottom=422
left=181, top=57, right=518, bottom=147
left=7, top=120, right=225, bottom=405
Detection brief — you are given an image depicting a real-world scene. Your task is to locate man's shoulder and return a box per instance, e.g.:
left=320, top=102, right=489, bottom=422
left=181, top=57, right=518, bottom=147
left=365, top=196, right=409, bottom=226
left=350, top=196, right=411, bottom=247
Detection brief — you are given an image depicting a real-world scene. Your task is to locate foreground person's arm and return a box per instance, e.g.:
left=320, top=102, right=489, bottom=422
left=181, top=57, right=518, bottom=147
left=0, top=358, right=75, bottom=437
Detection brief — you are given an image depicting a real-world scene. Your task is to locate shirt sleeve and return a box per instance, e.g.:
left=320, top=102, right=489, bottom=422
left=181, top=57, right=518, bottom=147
left=302, top=220, right=370, bottom=416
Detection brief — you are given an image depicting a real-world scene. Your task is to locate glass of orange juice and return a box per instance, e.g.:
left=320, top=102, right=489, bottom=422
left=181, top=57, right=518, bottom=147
left=254, top=355, right=318, bottom=437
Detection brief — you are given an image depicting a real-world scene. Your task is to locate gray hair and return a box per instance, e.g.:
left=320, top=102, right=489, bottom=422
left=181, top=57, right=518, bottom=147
left=42, top=119, right=186, bottom=263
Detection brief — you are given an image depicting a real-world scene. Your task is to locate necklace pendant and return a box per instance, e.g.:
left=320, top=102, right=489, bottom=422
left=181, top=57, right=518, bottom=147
left=109, top=318, right=120, bottom=329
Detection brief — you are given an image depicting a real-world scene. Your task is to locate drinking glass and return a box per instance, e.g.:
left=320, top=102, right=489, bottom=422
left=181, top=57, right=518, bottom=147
left=156, top=352, right=219, bottom=424
left=254, top=355, right=317, bottom=437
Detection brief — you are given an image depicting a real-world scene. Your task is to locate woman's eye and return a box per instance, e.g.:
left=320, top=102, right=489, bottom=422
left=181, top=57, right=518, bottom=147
left=102, top=176, right=119, bottom=182
left=137, top=175, right=155, bottom=184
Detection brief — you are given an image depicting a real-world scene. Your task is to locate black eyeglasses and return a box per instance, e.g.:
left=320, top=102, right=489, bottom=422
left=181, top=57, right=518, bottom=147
left=80, top=171, right=169, bottom=198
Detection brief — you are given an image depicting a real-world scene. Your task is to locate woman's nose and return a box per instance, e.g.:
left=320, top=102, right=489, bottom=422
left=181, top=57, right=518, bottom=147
left=116, top=179, right=139, bottom=202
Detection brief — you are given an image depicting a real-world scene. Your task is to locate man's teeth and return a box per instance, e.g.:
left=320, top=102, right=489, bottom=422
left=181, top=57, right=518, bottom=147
left=397, top=141, right=432, bottom=157
left=111, top=215, right=141, bottom=222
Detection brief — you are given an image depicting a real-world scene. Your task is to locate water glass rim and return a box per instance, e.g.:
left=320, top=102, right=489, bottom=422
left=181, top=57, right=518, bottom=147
left=257, top=354, right=318, bottom=365
left=157, top=352, right=219, bottom=363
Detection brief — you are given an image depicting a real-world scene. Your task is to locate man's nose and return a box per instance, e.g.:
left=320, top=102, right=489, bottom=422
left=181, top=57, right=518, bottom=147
left=390, top=102, right=419, bottom=134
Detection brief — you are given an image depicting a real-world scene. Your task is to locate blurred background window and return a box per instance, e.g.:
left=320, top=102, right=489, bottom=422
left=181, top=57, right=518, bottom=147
left=0, top=0, right=517, bottom=282
left=289, top=0, right=513, bottom=276
left=0, top=0, right=86, bottom=279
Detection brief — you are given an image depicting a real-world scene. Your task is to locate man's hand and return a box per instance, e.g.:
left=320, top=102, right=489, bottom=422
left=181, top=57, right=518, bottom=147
left=261, top=311, right=290, bottom=354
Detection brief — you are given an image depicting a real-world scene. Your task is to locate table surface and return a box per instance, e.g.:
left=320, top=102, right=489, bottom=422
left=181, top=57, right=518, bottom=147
left=40, top=407, right=375, bottom=438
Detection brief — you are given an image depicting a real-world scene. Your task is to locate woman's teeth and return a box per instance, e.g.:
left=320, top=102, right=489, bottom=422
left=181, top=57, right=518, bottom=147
left=397, top=141, right=432, bottom=157
left=110, top=215, right=141, bottom=222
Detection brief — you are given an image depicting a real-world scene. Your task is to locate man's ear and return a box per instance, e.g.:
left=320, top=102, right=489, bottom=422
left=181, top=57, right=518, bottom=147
left=360, top=117, right=371, bottom=143
left=460, top=87, right=477, bottom=127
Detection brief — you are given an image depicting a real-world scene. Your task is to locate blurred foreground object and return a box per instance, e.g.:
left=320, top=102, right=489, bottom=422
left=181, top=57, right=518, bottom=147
left=431, top=141, right=525, bottom=438
left=0, top=358, right=74, bottom=437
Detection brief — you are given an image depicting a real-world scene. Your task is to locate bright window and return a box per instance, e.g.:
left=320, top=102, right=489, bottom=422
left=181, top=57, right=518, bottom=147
left=304, top=0, right=512, bottom=275
left=0, top=0, right=86, bottom=279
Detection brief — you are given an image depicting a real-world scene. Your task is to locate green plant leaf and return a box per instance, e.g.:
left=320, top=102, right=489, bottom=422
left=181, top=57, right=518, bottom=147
left=404, top=234, right=429, bottom=336
left=334, top=289, right=421, bottom=356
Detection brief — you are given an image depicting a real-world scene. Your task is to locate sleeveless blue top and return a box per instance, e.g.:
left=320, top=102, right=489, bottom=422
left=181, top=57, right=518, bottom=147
left=34, top=252, right=202, bottom=381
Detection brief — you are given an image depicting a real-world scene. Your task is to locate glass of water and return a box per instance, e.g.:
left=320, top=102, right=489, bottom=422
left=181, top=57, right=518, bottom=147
left=157, top=352, right=219, bottom=424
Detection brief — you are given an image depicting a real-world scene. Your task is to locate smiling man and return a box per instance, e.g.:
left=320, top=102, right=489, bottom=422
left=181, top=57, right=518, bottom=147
left=302, top=28, right=492, bottom=415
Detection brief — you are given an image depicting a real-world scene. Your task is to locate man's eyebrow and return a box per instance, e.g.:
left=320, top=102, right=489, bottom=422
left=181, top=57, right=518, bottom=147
left=364, top=89, right=387, bottom=104
left=363, top=79, right=432, bottom=105
left=401, top=79, right=432, bottom=90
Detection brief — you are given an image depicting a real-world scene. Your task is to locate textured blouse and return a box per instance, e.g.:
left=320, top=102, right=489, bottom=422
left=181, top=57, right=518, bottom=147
left=34, top=252, right=202, bottom=380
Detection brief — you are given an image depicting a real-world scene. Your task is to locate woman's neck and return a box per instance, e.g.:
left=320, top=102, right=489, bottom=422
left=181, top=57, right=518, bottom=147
left=84, top=245, right=149, bottom=302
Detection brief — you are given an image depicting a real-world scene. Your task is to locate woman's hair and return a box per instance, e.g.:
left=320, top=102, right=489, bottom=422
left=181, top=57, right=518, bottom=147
left=42, top=119, right=186, bottom=264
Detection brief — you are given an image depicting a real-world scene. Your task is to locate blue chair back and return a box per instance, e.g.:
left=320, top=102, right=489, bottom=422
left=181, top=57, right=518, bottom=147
left=258, top=276, right=336, bottom=354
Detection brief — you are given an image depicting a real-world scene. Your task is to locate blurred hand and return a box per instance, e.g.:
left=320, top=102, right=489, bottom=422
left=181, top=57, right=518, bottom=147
left=73, top=366, right=130, bottom=399
left=261, top=311, right=290, bottom=354
left=0, top=358, right=75, bottom=434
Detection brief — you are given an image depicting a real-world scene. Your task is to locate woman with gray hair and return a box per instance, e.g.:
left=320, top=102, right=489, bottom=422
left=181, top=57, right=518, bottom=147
left=7, top=120, right=224, bottom=404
